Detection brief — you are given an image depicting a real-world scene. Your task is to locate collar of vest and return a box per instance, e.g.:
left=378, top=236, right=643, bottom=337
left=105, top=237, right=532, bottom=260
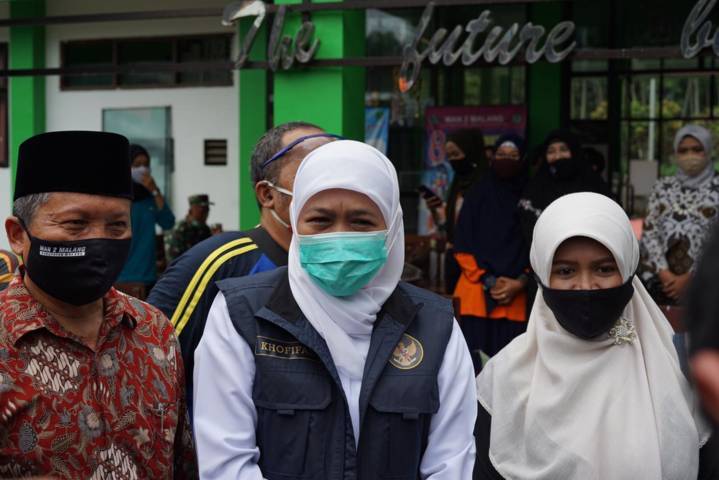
left=265, top=272, right=422, bottom=327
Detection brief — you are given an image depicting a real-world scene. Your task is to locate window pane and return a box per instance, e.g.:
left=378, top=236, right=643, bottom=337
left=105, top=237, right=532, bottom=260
left=463, top=67, right=523, bottom=106
left=178, top=36, right=232, bottom=85
left=625, top=121, right=660, bottom=162
left=572, top=60, right=608, bottom=73
left=619, top=0, right=688, bottom=48
left=662, top=74, right=712, bottom=119
left=117, top=38, right=174, bottom=86
left=573, top=2, right=609, bottom=48
left=630, top=59, right=661, bottom=71
left=622, top=75, right=661, bottom=120
left=464, top=70, right=481, bottom=106
left=571, top=77, right=608, bottom=120
left=663, top=58, right=700, bottom=70
left=510, top=66, right=525, bottom=105
left=62, top=41, right=114, bottom=88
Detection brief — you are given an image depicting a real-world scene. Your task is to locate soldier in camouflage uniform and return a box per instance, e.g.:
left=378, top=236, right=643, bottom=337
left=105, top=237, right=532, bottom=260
left=167, top=194, right=214, bottom=261
left=0, top=249, right=19, bottom=292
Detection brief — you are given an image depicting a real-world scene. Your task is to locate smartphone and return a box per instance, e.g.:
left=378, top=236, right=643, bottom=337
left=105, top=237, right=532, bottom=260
left=417, top=185, right=440, bottom=201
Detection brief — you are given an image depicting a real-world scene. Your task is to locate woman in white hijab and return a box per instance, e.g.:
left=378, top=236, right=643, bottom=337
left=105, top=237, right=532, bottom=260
left=475, top=192, right=714, bottom=480
left=194, top=140, right=477, bottom=480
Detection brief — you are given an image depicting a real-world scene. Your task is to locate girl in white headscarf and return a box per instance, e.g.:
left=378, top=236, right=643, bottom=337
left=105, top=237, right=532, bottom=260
left=194, top=140, right=477, bottom=480
left=475, top=192, right=713, bottom=480
left=639, top=124, right=719, bottom=307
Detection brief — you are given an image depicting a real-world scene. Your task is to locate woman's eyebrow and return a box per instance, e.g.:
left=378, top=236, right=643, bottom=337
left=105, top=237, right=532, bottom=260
left=348, top=208, right=375, bottom=217
left=551, top=259, right=578, bottom=266
left=307, top=207, right=335, bottom=216
left=590, top=256, right=617, bottom=265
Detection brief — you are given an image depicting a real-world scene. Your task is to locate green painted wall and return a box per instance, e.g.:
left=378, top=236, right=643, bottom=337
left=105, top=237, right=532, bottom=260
left=238, top=20, right=268, bottom=230
left=273, top=0, right=365, bottom=139
left=238, top=0, right=366, bottom=229
left=9, top=0, right=45, bottom=192
left=526, top=2, right=563, bottom=149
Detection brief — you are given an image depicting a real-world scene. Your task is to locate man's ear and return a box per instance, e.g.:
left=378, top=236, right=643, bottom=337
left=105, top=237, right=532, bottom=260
left=255, top=181, right=275, bottom=209
left=5, top=216, right=28, bottom=260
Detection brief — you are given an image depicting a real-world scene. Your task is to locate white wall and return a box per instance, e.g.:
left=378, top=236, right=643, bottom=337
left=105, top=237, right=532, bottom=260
left=42, top=0, right=240, bottom=230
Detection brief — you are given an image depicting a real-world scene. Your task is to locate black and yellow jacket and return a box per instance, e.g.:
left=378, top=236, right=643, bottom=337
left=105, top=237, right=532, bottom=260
left=147, top=227, right=287, bottom=415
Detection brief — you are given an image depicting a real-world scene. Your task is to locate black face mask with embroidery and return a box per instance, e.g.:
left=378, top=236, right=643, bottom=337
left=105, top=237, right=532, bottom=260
left=23, top=228, right=131, bottom=306
left=541, top=278, right=635, bottom=339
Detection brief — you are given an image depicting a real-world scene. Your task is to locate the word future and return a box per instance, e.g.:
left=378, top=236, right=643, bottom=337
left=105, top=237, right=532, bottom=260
left=399, top=2, right=577, bottom=92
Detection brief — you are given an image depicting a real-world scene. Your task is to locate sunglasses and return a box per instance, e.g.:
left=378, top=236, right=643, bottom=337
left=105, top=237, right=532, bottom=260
left=261, top=133, right=343, bottom=171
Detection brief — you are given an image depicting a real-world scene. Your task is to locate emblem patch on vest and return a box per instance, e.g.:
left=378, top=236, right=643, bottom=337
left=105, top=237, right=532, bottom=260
left=390, top=334, right=424, bottom=370
left=255, top=336, right=318, bottom=361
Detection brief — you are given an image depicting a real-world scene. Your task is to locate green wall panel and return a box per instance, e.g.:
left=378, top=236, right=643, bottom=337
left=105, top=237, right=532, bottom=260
left=238, top=20, right=267, bottom=230
left=239, top=1, right=365, bottom=228
left=9, top=0, right=46, bottom=193
left=273, top=0, right=365, bottom=139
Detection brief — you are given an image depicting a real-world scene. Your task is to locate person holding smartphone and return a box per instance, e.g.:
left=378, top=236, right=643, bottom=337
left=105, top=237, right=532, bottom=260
left=420, top=129, right=487, bottom=293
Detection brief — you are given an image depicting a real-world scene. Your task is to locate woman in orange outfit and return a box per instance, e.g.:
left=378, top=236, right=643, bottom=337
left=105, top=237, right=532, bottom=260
left=453, top=134, right=530, bottom=373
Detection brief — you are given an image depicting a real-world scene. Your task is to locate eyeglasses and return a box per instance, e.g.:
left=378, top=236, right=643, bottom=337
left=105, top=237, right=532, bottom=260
left=261, top=133, right=343, bottom=171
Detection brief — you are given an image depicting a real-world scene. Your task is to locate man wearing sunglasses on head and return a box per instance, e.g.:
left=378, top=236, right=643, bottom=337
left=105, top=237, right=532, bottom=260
left=148, top=122, right=339, bottom=417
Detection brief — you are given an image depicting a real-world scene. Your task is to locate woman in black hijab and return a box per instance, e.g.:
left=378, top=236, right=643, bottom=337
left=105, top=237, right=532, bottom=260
left=453, top=134, right=530, bottom=372
left=444, top=129, right=487, bottom=242
left=423, top=129, right=487, bottom=293
left=517, top=130, right=608, bottom=245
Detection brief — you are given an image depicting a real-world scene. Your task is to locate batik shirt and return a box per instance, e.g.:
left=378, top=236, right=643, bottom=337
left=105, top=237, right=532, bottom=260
left=640, top=174, right=719, bottom=276
left=0, top=275, right=198, bottom=479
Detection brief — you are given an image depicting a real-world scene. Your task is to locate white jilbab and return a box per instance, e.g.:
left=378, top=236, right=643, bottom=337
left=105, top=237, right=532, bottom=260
left=193, top=140, right=477, bottom=479
left=476, top=192, right=710, bottom=480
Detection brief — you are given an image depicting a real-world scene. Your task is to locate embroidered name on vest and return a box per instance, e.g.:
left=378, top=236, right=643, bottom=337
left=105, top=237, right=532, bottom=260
left=256, top=336, right=318, bottom=361
left=390, top=333, right=424, bottom=370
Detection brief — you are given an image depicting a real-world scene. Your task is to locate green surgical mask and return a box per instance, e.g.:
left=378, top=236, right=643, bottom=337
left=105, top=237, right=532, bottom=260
left=298, top=230, right=388, bottom=297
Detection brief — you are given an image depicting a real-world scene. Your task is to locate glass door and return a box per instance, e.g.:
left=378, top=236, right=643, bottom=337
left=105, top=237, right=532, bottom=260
left=102, top=107, right=173, bottom=206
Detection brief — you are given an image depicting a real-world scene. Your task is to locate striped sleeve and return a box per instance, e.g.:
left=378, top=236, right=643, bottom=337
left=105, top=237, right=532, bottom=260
left=171, top=237, right=259, bottom=336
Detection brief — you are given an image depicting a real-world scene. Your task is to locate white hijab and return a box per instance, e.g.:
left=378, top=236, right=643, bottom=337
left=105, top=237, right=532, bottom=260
left=476, top=192, right=710, bottom=480
left=288, top=140, right=404, bottom=384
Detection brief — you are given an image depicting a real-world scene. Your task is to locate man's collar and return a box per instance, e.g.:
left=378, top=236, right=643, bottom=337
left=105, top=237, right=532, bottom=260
left=247, top=226, right=288, bottom=267
left=1, top=275, right=139, bottom=346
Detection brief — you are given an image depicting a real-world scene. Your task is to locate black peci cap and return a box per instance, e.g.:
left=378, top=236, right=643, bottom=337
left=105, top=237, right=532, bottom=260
left=14, top=131, right=132, bottom=201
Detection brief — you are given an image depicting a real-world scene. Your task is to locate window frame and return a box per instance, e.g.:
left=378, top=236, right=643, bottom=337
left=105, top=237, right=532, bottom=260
left=60, top=33, right=234, bottom=91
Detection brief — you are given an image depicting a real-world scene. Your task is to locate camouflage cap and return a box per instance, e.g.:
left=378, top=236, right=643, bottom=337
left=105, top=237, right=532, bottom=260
left=189, top=194, right=214, bottom=206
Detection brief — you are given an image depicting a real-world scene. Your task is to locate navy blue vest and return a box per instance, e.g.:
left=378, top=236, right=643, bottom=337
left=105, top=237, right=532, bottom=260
left=218, top=267, right=455, bottom=480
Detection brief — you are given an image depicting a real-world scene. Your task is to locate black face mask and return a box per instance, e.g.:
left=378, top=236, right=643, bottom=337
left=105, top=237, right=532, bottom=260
left=450, top=158, right=475, bottom=176
left=548, top=158, right=578, bottom=180
left=541, top=278, right=635, bottom=339
left=492, top=159, right=524, bottom=180
left=23, top=231, right=131, bottom=306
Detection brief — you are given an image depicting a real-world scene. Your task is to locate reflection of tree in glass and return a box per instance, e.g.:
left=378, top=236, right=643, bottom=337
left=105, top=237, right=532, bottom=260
left=607, top=75, right=719, bottom=178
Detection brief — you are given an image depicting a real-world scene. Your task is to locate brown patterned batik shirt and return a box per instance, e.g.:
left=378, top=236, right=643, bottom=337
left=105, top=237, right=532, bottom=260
left=0, top=275, right=198, bottom=479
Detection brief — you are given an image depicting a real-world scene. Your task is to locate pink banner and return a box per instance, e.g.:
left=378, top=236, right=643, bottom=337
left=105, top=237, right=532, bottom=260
left=418, top=106, right=527, bottom=235
left=425, top=105, right=527, bottom=167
